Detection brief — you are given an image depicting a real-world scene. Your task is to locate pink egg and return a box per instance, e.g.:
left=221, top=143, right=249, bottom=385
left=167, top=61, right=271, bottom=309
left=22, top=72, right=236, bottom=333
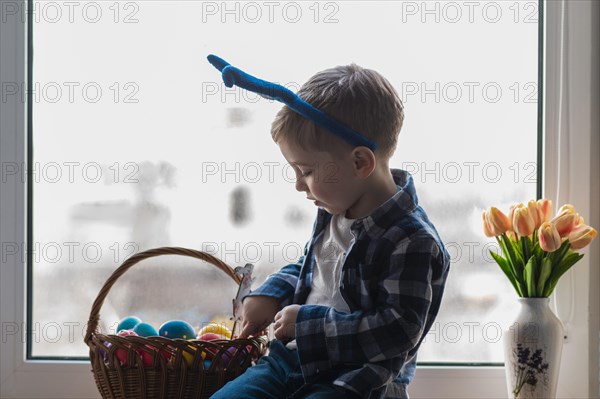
left=117, top=329, right=138, bottom=337
left=198, top=333, right=223, bottom=341
left=137, top=344, right=171, bottom=367
left=198, top=333, right=223, bottom=360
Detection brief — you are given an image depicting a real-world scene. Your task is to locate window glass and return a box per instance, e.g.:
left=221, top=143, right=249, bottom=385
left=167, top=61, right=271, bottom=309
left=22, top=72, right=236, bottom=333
left=30, top=0, right=538, bottom=360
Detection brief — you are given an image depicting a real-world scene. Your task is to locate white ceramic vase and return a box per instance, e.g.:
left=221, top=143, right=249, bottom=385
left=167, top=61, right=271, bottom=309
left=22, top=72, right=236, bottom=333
left=502, top=298, right=563, bottom=399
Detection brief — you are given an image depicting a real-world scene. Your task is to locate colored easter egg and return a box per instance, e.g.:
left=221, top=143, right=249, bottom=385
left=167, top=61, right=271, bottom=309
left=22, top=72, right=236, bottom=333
left=203, top=359, right=212, bottom=370
left=197, top=323, right=232, bottom=339
left=220, top=346, right=235, bottom=368
left=137, top=345, right=171, bottom=367
left=112, top=329, right=138, bottom=366
left=181, top=348, right=195, bottom=367
left=133, top=322, right=159, bottom=337
left=197, top=334, right=223, bottom=360
left=209, top=315, right=234, bottom=330
left=117, top=329, right=138, bottom=337
left=159, top=320, right=196, bottom=340
left=115, top=348, right=129, bottom=365
left=113, top=339, right=132, bottom=366
left=100, top=341, right=111, bottom=362
left=197, top=333, right=225, bottom=341
left=197, top=333, right=229, bottom=362
left=220, top=346, right=249, bottom=368
left=180, top=343, right=205, bottom=367
left=116, top=316, right=141, bottom=333
left=157, top=346, right=173, bottom=364
left=136, top=348, right=153, bottom=367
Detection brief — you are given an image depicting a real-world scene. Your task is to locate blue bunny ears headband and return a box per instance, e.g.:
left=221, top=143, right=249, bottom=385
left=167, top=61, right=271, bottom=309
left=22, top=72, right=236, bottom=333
left=207, top=54, right=377, bottom=151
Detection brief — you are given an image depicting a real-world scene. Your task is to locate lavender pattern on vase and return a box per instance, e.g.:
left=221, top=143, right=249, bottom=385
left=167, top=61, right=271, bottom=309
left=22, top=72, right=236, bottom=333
left=511, top=344, right=550, bottom=397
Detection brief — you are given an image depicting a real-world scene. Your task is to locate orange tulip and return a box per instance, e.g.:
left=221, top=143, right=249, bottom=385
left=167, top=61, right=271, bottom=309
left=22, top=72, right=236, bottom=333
left=538, top=222, right=562, bottom=252
left=550, top=209, right=579, bottom=237
left=558, top=204, right=576, bottom=215
left=482, top=212, right=495, bottom=237
left=512, top=204, right=535, bottom=237
left=536, top=199, right=552, bottom=223
left=568, top=225, right=598, bottom=250
left=527, top=200, right=543, bottom=229
left=508, top=203, right=521, bottom=230
left=506, top=230, right=517, bottom=241
left=486, top=207, right=510, bottom=236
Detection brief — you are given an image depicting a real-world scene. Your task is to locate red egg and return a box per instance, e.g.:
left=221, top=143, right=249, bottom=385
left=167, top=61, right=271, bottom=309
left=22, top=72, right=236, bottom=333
left=113, top=329, right=139, bottom=365
left=114, top=347, right=130, bottom=365
left=136, top=348, right=153, bottom=366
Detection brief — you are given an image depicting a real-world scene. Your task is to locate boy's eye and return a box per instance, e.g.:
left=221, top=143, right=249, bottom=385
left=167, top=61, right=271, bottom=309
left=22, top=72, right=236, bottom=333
left=300, top=170, right=312, bottom=177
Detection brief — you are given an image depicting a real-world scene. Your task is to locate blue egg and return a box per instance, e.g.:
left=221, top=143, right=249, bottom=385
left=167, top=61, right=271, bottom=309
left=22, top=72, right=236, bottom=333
left=117, top=316, right=141, bottom=333
left=133, top=322, right=159, bottom=337
left=203, top=359, right=212, bottom=370
left=158, top=320, right=196, bottom=340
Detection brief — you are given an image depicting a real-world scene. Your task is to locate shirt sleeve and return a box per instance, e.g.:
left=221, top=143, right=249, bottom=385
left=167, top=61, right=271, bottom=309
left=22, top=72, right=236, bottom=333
left=294, top=233, right=446, bottom=376
left=244, top=242, right=308, bottom=308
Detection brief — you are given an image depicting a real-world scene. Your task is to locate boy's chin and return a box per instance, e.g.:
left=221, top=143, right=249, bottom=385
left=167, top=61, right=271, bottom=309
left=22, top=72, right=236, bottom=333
left=319, top=205, right=345, bottom=215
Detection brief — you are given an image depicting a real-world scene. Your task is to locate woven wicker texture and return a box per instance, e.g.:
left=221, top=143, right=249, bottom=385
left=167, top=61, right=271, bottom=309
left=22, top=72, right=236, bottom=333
left=84, top=247, right=267, bottom=399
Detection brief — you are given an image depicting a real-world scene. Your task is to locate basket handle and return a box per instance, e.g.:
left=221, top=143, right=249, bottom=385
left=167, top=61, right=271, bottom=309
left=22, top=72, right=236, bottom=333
left=84, top=246, right=241, bottom=344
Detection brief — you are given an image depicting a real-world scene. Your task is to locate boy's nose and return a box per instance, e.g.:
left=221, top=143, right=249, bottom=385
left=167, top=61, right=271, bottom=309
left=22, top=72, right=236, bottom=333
left=295, top=178, right=308, bottom=193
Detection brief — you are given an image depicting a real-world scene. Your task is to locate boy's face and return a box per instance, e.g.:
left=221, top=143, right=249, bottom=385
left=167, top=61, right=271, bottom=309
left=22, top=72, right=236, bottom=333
left=278, top=139, right=362, bottom=217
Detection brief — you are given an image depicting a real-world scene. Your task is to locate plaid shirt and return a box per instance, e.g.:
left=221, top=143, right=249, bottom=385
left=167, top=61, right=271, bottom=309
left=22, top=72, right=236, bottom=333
left=249, top=169, right=450, bottom=398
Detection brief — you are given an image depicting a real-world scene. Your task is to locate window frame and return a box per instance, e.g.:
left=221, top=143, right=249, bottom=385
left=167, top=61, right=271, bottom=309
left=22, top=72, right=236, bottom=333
left=1, top=0, right=598, bottom=397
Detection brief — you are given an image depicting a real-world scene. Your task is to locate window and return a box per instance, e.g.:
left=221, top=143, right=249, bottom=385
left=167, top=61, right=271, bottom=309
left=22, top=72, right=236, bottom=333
left=29, top=0, right=538, bottom=363
left=2, top=1, right=598, bottom=398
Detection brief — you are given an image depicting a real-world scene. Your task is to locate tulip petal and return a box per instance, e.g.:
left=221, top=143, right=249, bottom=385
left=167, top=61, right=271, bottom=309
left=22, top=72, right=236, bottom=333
left=568, top=225, right=598, bottom=250
left=537, top=199, right=553, bottom=222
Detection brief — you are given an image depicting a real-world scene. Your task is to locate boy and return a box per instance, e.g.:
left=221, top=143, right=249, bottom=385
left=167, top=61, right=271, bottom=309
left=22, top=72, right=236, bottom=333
left=210, top=61, right=450, bottom=398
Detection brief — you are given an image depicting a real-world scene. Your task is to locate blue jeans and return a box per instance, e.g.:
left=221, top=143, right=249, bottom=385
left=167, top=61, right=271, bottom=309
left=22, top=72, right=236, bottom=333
left=209, top=340, right=361, bottom=399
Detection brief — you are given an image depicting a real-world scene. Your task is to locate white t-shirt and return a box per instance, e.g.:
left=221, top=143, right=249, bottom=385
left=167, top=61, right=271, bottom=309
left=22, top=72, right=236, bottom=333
left=286, top=214, right=354, bottom=350
left=305, top=213, right=355, bottom=312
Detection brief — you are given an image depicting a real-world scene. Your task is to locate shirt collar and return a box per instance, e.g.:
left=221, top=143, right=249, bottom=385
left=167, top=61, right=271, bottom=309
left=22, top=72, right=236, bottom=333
left=313, top=169, right=419, bottom=239
left=356, top=169, right=418, bottom=239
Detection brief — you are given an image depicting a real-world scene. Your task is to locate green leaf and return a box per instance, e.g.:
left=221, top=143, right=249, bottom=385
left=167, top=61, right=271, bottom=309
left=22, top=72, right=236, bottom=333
left=532, top=231, right=543, bottom=260
left=489, top=250, right=522, bottom=296
left=543, top=251, right=585, bottom=297
left=523, top=255, right=538, bottom=297
left=550, top=240, right=571, bottom=265
left=536, top=256, right=553, bottom=296
left=500, top=234, right=525, bottom=292
left=510, top=234, right=524, bottom=259
left=521, top=236, right=531, bottom=262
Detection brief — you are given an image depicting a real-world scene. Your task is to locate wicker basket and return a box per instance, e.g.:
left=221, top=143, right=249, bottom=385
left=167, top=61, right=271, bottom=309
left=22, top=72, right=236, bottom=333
left=84, top=247, right=267, bottom=399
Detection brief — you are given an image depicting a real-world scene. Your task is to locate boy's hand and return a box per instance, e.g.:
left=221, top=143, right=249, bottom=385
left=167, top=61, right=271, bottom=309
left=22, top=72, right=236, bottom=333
left=273, top=305, right=300, bottom=341
left=239, top=296, right=280, bottom=338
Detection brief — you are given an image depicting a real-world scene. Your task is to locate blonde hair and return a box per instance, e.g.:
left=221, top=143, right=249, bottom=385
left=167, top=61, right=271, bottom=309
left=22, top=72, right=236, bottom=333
left=271, top=64, right=404, bottom=160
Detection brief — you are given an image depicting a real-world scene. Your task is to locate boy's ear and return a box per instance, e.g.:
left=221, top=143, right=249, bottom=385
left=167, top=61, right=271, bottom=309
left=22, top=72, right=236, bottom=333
left=351, top=147, right=376, bottom=179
